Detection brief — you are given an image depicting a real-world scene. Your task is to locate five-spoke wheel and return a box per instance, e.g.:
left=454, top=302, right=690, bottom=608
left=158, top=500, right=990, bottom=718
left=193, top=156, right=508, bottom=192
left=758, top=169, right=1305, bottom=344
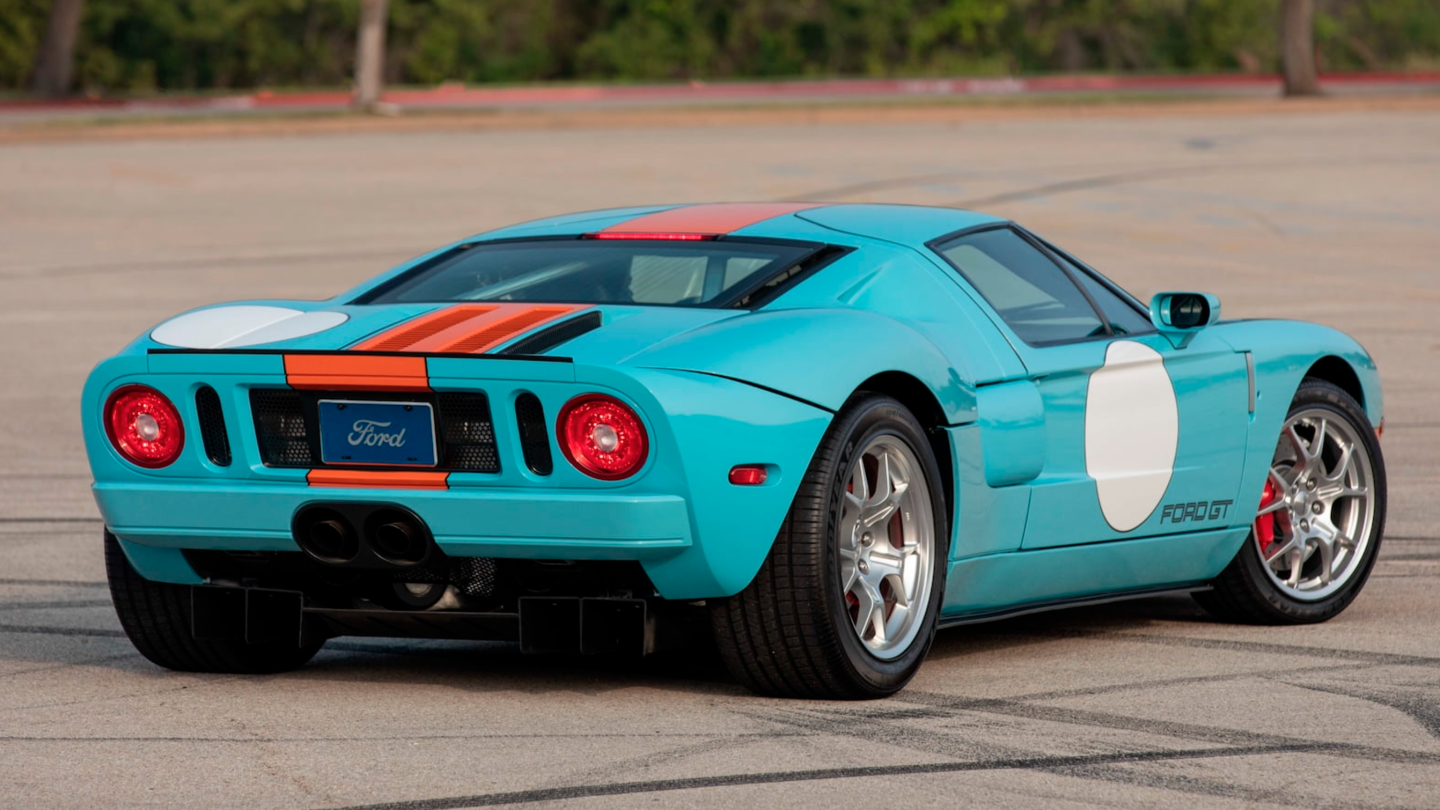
left=1254, top=408, right=1377, bottom=600
left=1196, top=378, right=1386, bottom=624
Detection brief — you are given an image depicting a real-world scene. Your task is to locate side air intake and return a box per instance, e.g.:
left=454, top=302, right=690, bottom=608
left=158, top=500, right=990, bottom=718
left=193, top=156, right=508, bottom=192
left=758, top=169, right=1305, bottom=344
left=194, top=386, right=232, bottom=466
left=514, top=393, right=553, bottom=475
left=500, top=311, right=602, bottom=356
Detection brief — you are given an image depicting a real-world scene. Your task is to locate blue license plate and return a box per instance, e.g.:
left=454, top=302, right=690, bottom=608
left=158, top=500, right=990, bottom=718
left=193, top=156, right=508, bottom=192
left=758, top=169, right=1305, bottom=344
left=318, top=400, right=438, bottom=467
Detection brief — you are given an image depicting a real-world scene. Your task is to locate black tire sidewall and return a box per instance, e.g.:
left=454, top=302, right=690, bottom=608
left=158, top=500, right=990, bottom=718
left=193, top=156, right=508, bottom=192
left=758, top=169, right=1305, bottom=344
left=1235, top=381, right=1387, bottom=621
left=821, top=396, right=950, bottom=693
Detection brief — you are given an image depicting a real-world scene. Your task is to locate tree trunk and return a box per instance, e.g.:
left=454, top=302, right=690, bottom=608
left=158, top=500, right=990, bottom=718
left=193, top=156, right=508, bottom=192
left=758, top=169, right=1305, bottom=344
left=29, top=0, right=86, bottom=98
left=353, top=0, right=390, bottom=110
left=1280, top=0, right=1321, bottom=97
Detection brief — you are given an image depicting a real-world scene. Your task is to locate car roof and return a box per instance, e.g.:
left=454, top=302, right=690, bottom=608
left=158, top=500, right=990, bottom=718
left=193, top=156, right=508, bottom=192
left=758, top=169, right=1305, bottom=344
left=474, top=203, right=1005, bottom=247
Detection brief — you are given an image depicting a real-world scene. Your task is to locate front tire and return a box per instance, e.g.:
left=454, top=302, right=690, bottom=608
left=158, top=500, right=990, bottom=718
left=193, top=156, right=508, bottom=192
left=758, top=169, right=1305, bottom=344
left=1195, top=378, right=1386, bottom=624
left=710, top=394, right=949, bottom=699
left=106, top=531, right=323, bottom=673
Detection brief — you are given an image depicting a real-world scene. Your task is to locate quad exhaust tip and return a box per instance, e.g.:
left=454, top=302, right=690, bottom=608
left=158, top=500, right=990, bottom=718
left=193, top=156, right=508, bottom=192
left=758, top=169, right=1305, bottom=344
left=293, top=503, right=435, bottom=568
left=367, top=509, right=428, bottom=565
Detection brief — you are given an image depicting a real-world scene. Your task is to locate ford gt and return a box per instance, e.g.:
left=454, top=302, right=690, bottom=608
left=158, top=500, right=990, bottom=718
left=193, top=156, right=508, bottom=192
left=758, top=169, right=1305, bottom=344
left=83, top=202, right=1387, bottom=698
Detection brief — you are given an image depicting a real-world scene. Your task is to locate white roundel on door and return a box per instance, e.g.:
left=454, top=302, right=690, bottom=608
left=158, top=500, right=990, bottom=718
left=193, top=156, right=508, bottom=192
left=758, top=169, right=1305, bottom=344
left=1085, top=340, right=1178, bottom=532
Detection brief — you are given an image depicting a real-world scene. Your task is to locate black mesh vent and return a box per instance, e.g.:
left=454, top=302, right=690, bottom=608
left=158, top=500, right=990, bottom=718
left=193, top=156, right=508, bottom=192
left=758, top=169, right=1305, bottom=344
left=514, top=393, right=553, bottom=475
left=250, top=389, right=315, bottom=467
left=436, top=393, right=500, bottom=473
left=194, top=386, right=231, bottom=466
left=250, top=389, right=499, bottom=473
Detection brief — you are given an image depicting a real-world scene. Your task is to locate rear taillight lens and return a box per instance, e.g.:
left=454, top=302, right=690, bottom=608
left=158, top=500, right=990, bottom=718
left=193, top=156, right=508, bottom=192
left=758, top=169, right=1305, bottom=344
left=104, top=384, right=185, bottom=468
left=557, top=394, right=648, bottom=480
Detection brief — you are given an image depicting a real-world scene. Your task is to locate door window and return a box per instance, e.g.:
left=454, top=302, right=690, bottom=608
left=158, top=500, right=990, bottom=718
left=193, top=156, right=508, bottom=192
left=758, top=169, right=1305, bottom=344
left=933, top=228, right=1105, bottom=345
left=1068, top=266, right=1156, bottom=336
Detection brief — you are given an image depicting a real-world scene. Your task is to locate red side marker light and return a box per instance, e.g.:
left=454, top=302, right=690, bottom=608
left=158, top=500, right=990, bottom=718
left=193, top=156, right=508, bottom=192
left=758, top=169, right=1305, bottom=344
left=729, top=465, right=769, bottom=486
left=585, top=232, right=714, bottom=241
left=104, top=384, right=185, bottom=468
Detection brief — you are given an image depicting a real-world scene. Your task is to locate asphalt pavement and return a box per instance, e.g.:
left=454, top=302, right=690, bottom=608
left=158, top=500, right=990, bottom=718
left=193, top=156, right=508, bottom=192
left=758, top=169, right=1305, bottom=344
left=1, top=101, right=1437, bottom=808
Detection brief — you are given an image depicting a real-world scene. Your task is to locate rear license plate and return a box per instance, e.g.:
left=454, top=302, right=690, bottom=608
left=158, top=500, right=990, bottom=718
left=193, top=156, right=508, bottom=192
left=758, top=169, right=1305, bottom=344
left=318, top=400, right=438, bottom=467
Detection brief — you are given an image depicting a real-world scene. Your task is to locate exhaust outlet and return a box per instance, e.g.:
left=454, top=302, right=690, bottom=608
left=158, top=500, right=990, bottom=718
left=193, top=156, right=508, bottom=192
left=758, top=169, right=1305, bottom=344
left=293, top=503, right=436, bottom=568
left=371, top=516, right=427, bottom=564
left=293, top=508, right=359, bottom=563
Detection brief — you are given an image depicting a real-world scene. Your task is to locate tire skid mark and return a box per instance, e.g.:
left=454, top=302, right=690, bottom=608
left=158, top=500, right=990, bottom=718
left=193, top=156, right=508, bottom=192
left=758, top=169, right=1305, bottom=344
left=521, top=734, right=778, bottom=798
left=316, top=742, right=1349, bottom=810
left=0, top=673, right=246, bottom=715
left=1280, top=679, right=1440, bottom=742
left=728, top=703, right=1375, bottom=810
left=742, top=694, right=1422, bottom=809
left=729, top=703, right=1025, bottom=764
left=739, top=683, right=1440, bottom=808
left=223, top=714, right=339, bottom=806
left=0, top=731, right=810, bottom=744
left=0, top=578, right=108, bottom=588
left=0, top=652, right=138, bottom=681
left=0, top=599, right=113, bottom=611
left=1050, top=761, right=1425, bottom=810
left=0, top=517, right=101, bottom=524
left=897, top=690, right=1440, bottom=766
left=990, top=625, right=1440, bottom=668
left=1099, top=632, right=1440, bottom=667
left=999, top=660, right=1379, bottom=703
left=0, top=623, right=123, bottom=637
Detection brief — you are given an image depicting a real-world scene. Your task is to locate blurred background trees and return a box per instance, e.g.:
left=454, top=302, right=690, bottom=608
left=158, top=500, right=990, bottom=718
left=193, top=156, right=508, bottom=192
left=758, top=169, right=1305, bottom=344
left=2, top=0, right=1437, bottom=96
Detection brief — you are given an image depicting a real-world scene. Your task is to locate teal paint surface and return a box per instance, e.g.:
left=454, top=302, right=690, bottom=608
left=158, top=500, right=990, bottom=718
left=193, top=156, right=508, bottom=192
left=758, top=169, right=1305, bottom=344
left=943, top=527, right=1248, bottom=617
left=974, top=380, right=1045, bottom=486
left=948, top=425, right=1031, bottom=559
left=114, top=535, right=203, bottom=584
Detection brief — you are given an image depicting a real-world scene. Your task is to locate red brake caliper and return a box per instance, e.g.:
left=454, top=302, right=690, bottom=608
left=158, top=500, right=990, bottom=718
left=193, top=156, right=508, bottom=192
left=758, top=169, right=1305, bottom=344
left=1255, top=479, right=1280, bottom=555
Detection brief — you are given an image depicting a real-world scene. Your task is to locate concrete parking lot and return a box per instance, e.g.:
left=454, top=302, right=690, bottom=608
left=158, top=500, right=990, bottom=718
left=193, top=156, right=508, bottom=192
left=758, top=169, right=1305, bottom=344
left=1, top=100, right=1438, bottom=808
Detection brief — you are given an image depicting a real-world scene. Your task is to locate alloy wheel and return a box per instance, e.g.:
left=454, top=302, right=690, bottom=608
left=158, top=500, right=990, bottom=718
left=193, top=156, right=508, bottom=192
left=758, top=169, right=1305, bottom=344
left=838, top=435, right=936, bottom=660
left=1254, top=408, right=1377, bottom=601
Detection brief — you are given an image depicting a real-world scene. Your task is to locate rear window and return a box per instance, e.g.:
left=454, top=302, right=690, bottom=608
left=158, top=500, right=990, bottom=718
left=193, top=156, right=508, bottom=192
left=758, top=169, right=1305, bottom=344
left=362, top=239, right=819, bottom=307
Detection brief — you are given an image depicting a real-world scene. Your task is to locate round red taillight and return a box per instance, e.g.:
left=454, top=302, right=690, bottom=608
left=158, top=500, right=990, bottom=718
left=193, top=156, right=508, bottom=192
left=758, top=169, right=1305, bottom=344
left=557, top=394, right=648, bottom=480
left=104, top=384, right=185, bottom=468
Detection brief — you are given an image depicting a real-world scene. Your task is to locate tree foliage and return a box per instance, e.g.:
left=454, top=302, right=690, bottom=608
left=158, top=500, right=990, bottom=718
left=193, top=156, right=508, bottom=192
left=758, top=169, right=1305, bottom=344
left=2, top=0, right=1437, bottom=93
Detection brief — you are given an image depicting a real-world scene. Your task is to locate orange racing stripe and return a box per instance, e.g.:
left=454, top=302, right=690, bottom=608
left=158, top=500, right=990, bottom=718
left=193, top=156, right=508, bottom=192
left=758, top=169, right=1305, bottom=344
left=307, top=469, right=449, bottom=489
left=351, top=305, right=499, bottom=352
left=283, top=354, right=429, bottom=391
left=349, top=303, right=586, bottom=355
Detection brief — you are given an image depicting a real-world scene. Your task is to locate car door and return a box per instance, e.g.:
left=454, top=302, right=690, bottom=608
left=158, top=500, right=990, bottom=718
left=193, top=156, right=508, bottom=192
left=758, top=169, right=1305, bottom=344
left=930, top=225, right=1252, bottom=549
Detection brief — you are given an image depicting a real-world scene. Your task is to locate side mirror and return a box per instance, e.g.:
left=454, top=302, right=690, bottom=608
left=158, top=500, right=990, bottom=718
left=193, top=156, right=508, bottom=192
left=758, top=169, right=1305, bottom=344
left=1149, top=292, right=1220, bottom=348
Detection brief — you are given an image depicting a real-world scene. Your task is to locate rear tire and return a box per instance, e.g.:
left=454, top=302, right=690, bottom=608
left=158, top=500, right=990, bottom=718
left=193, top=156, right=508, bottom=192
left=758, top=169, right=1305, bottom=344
left=1195, top=378, right=1386, bottom=624
left=105, top=531, right=323, bottom=673
left=710, top=394, right=949, bottom=699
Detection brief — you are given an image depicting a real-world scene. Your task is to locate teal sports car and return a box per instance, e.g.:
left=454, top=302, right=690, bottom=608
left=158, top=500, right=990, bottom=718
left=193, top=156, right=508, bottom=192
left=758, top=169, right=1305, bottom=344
left=84, top=202, right=1387, bottom=698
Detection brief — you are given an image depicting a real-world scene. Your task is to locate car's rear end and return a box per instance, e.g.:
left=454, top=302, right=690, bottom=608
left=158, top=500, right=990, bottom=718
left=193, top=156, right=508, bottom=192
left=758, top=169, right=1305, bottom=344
left=83, top=228, right=843, bottom=659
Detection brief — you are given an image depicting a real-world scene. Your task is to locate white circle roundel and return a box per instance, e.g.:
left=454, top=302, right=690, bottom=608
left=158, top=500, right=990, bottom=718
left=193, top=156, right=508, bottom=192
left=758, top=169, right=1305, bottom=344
left=151, top=306, right=347, bottom=349
left=1084, top=340, right=1178, bottom=532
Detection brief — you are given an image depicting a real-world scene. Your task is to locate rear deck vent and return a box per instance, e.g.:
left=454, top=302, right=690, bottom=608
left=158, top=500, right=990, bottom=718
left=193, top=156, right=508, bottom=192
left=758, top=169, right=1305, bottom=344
left=250, top=389, right=314, bottom=467
left=436, top=393, right=501, bottom=473
left=500, top=311, right=602, bottom=357
left=195, top=386, right=231, bottom=466
left=514, top=393, right=553, bottom=475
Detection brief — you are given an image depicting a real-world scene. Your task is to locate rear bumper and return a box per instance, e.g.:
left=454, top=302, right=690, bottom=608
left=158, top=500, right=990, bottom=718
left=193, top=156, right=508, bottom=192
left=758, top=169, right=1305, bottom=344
left=97, top=480, right=692, bottom=560
left=86, top=355, right=834, bottom=600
